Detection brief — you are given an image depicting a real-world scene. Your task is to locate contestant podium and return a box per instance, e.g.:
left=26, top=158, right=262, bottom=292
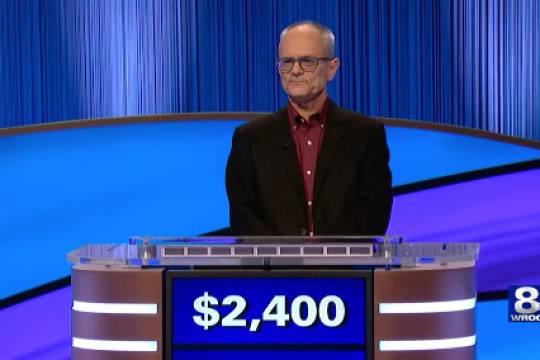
left=68, top=236, right=479, bottom=360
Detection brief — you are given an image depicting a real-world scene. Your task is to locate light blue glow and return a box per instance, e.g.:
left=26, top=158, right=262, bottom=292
left=1, top=120, right=539, bottom=299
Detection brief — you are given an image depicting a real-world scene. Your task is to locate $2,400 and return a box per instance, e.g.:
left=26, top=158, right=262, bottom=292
left=193, top=292, right=347, bottom=332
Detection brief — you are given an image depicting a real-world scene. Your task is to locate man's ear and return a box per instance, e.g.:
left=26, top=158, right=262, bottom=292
left=327, top=58, right=340, bottom=81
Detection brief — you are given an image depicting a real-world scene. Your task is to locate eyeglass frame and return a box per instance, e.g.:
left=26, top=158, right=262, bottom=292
left=276, top=56, right=335, bottom=72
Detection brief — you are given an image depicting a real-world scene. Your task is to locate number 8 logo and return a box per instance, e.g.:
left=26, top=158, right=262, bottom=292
left=515, top=287, right=540, bottom=314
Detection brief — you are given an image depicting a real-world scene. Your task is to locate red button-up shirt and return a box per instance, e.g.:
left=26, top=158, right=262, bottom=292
left=287, top=99, right=330, bottom=235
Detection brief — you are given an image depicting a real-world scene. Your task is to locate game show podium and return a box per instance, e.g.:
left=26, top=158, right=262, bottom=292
left=68, top=236, right=479, bottom=360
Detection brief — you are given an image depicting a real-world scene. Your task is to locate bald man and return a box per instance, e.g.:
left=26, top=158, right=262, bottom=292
left=226, top=21, right=393, bottom=237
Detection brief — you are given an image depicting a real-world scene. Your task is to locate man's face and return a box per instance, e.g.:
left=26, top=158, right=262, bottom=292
left=278, top=25, right=339, bottom=105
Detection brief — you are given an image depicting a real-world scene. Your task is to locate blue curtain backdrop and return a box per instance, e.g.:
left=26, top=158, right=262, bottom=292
left=0, top=0, right=539, bottom=141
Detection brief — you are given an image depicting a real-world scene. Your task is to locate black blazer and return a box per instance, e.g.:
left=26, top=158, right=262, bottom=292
left=226, top=101, right=393, bottom=236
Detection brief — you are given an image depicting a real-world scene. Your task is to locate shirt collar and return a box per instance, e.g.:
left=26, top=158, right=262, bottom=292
left=287, top=98, right=330, bottom=128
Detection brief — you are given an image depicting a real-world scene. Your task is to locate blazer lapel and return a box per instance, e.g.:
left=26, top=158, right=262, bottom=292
left=313, top=103, right=348, bottom=201
left=270, top=109, right=304, bottom=196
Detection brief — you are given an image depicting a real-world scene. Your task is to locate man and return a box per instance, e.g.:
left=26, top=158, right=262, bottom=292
left=226, top=21, right=392, bottom=236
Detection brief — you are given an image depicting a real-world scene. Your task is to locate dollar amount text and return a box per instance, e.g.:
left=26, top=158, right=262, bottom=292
left=193, top=292, right=347, bottom=332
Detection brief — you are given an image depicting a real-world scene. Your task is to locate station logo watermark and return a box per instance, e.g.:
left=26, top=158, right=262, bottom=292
left=509, top=286, right=540, bottom=322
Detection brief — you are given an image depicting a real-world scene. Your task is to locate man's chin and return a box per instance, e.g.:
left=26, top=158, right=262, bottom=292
left=288, top=92, right=311, bottom=103
left=286, top=88, right=325, bottom=106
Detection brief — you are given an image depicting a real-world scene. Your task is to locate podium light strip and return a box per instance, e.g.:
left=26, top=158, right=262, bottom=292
left=379, top=297, right=476, bottom=314
left=379, top=335, right=476, bottom=351
left=72, top=337, right=158, bottom=351
left=72, top=300, right=158, bottom=314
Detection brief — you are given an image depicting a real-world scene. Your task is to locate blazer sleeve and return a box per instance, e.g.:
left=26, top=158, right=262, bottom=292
left=356, top=122, right=393, bottom=235
left=225, top=126, right=273, bottom=235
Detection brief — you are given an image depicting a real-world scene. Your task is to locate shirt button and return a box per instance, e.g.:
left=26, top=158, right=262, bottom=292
left=306, top=170, right=312, bottom=175
left=307, top=140, right=312, bottom=146
left=307, top=201, right=312, bottom=206
left=309, top=232, right=314, bottom=236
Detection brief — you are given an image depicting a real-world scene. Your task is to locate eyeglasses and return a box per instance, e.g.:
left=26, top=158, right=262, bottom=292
left=276, top=57, right=334, bottom=72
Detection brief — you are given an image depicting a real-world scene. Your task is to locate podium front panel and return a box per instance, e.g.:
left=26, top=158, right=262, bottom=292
left=165, top=269, right=373, bottom=360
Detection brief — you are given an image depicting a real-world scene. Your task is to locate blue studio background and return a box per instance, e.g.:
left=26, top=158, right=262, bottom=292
left=1, top=0, right=540, bottom=141
left=1, top=0, right=540, bottom=359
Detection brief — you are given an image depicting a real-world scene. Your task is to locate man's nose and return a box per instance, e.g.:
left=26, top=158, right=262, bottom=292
left=290, top=60, right=304, bottom=75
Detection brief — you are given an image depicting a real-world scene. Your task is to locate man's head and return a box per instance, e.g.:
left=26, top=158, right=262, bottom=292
left=278, top=21, right=340, bottom=106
